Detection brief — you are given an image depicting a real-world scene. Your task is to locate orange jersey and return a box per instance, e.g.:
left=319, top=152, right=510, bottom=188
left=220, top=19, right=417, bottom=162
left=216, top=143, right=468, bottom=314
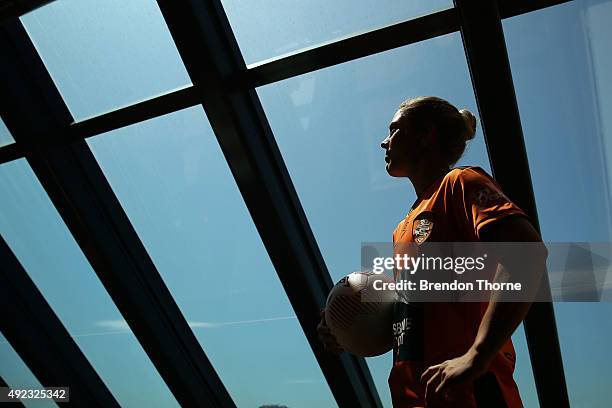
left=389, top=166, right=527, bottom=408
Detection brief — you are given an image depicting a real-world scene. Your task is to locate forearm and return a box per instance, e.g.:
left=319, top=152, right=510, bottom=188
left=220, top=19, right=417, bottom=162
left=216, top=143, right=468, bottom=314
left=470, top=295, right=532, bottom=365
left=469, top=246, right=546, bottom=364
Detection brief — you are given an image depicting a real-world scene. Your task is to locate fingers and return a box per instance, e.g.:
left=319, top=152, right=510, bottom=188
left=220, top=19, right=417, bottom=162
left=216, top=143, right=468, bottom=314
left=423, top=363, right=453, bottom=406
left=319, top=308, right=327, bottom=325
left=317, top=308, right=343, bottom=354
left=325, top=342, right=344, bottom=354
left=420, top=363, right=441, bottom=383
left=423, top=366, right=467, bottom=405
left=423, top=356, right=481, bottom=405
left=319, top=331, right=344, bottom=354
left=434, top=376, right=448, bottom=395
left=317, top=326, right=339, bottom=345
left=319, top=332, right=343, bottom=354
left=316, top=310, right=328, bottom=335
left=424, top=368, right=443, bottom=406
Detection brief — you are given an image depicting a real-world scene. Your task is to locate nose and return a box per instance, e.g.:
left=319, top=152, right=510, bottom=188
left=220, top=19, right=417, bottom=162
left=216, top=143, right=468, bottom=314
left=381, top=136, right=390, bottom=150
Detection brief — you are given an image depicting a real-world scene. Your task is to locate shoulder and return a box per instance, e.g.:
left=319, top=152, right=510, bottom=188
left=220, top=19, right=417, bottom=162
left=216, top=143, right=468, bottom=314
left=444, top=166, right=502, bottom=194
left=444, top=166, right=510, bottom=206
left=447, top=166, right=495, bottom=186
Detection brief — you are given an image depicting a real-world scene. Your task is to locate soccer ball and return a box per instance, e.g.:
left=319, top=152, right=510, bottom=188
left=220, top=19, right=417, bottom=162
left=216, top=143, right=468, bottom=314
left=325, top=272, right=397, bottom=357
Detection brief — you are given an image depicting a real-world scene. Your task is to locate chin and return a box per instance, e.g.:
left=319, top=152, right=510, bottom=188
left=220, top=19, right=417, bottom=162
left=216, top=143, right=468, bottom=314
left=385, top=165, right=400, bottom=177
left=386, top=163, right=409, bottom=178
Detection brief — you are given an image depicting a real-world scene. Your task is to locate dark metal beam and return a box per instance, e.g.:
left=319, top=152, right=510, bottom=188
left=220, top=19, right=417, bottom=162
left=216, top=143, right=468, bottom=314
left=242, top=0, right=573, bottom=88
left=0, top=376, right=26, bottom=407
left=243, top=8, right=459, bottom=88
left=155, top=1, right=382, bottom=406
left=70, top=84, right=201, bottom=141
left=0, top=19, right=235, bottom=408
left=0, top=0, right=576, bottom=167
left=0, top=85, right=201, bottom=163
left=454, top=1, right=569, bottom=407
left=0, top=0, right=53, bottom=25
left=0, top=142, right=23, bottom=164
left=0, top=236, right=119, bottom=407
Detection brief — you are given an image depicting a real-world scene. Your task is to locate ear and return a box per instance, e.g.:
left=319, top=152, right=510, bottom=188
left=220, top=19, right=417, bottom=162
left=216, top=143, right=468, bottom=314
left=424, top=124, right=438, bottom=144
left=418, top=125, right=437, bottom=148
left=417, top=134, right=428, bottom=147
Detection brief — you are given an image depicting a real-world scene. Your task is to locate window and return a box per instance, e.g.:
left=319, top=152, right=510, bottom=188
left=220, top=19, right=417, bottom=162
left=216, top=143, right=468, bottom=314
left=0, top=332, right=58, bottom=408
left=0, top=117, right=14, bottom=148
left=220, top=0, right=452, bottom=65
left=86, top=106, right=337, bottom=407
left=504, top=1, right=612, bottom=405
left=0, top=159, right=179, bottom=408
left=2, top=0, right=593, bottom=405
left=20, top=0, right=191, bottom=120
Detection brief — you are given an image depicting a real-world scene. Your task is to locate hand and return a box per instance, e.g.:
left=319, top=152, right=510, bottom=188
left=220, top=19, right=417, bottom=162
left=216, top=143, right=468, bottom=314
left=316, top=309, right=344, bottom=354
left=420, top=348, right=491, bottom=406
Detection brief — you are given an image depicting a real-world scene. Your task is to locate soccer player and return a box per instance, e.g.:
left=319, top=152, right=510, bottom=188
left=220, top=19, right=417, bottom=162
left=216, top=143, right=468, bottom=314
left=317, top=96, right=546, bottom=407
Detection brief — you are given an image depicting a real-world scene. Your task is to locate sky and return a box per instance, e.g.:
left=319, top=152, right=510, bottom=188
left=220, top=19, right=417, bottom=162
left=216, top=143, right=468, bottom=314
left=1, top=0, right=611, bottom=407
left=0, top=118, right=14, bottom=147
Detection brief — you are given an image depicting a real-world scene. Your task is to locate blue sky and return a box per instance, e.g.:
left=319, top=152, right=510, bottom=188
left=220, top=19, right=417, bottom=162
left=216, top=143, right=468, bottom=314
left=0, top=118, right=14, bottom=147
left=1, top=0, right=611, bottom=407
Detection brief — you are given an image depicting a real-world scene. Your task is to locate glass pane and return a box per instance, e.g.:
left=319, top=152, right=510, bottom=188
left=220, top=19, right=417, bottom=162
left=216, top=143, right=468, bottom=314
left=0, top=159, right=179, bottom=408
left=20, top=0, right=191, bottom=120
left=257, top=33, right=537, bottom=407
left=0, top=117, right=15, bottom=147
left=0, top=332, right=58, bottom=408
left=221, top=0, right=452, bottom=65
left=86, top=106, right=336, bottom=407
left=510, top=324, right=538, bottom=408
left=504, top=1, right=612, bottom=406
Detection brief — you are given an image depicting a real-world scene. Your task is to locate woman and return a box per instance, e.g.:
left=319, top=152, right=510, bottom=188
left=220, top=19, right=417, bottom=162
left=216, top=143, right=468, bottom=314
left=318, top=96, right=546, bottom=407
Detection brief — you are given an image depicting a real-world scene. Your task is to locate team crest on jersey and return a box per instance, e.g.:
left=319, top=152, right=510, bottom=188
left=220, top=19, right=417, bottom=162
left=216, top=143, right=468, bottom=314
left=413, top=213, right=434, bottom=244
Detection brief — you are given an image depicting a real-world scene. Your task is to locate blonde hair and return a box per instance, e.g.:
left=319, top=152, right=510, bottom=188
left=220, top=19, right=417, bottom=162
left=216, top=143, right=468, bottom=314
left=398, top=96, right=477, bottom=166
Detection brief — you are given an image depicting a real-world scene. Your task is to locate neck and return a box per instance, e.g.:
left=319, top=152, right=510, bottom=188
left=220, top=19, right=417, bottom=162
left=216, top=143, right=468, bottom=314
left=409, top=163, right=450, bottom=197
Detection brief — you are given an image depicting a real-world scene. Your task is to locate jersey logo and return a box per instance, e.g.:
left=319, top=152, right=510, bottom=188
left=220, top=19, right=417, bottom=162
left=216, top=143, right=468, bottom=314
left=412, top=214, right=434, bottom=244
left=475, top=186, right=508, bottom=208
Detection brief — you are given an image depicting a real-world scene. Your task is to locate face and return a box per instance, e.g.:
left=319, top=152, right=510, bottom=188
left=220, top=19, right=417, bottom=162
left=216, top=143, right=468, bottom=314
left=380, top=109, right=423, bottom=177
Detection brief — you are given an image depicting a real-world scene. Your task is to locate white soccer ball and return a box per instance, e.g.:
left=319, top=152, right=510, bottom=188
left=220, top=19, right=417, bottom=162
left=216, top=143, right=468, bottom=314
left=325, top=271, right=397, bottom=357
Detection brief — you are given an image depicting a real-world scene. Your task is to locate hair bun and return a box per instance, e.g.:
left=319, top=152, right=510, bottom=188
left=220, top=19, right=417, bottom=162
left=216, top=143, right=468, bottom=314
left=459, top=109, right=477, bottom=141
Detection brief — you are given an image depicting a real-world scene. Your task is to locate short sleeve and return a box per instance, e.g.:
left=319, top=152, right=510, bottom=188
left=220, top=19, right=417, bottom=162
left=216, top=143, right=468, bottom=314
left=392, top=219, right=406, bottom=244
left=450, top=167, right=527, bottom=239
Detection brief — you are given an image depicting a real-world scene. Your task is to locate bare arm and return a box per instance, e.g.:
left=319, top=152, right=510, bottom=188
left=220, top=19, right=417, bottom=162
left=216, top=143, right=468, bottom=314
left=471, top=216, right=546, bottom=364
left=421, top=215, right=547, bottom=403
